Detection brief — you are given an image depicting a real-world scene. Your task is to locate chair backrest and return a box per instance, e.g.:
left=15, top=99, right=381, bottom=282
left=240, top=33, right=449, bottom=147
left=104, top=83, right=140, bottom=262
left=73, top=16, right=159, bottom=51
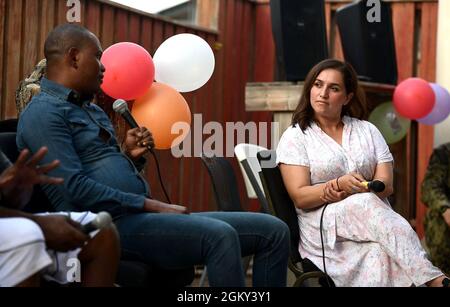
left=0, top=118, right=18, bottom=133
left=201, top=154, right=243, bottom=212
left=257, top=150, right=335, bottom=287
left=0, top=132, right=20, bottom=162
left=257, top=150, right=302, bottom=263
left=234, top=143, right=270, bottom=213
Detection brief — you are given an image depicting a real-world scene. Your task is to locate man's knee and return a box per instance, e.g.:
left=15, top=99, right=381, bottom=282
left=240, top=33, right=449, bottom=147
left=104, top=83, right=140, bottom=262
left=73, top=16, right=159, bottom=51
left=271, top=216, right=290, bottom=244
left=79, top=224, right=120, bottom=260
left=246, top=213, right=290, bottom=242
left=94, top=224, right=120, bottom=251
left=263, top=214, right=289, bottom=233
left=207, top=221, right=240, bottom=248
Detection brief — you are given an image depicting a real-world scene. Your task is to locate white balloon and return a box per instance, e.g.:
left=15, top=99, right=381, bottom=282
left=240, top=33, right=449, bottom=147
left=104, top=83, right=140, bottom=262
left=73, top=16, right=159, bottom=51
left=153, top=34, right=215, bottom=93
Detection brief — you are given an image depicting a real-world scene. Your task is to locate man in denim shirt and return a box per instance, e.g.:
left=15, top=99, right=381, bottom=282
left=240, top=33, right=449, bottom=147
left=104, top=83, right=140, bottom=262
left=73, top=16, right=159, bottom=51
left=17, top=24, right=289, bottom=287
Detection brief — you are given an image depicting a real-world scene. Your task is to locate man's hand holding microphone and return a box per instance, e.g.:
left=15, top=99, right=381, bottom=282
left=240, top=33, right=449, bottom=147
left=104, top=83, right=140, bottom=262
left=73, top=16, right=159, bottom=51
left=122, top=127, right=154, bottom=161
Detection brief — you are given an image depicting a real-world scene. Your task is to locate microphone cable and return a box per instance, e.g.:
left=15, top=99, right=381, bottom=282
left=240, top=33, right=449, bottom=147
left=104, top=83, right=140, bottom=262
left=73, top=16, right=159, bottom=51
left=320, top=203, right=332, bottom=287
left=111, top=99, right=172, bottom=204
left=149, top=150, right=171, bottom=204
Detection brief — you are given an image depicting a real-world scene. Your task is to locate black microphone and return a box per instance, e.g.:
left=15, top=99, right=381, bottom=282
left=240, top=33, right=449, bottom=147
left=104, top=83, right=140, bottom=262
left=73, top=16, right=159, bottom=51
left=361, top=180, right=386, bottom=193
left=81, top=211, right=112, bottom=234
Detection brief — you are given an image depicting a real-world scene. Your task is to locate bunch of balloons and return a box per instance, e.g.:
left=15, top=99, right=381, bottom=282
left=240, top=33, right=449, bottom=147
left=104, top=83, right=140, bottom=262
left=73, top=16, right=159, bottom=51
left=393, top=78, right=450, bottom=124
left=369, top=78, right=450, bottom=144
left=100, top=34, right=215, bottom=149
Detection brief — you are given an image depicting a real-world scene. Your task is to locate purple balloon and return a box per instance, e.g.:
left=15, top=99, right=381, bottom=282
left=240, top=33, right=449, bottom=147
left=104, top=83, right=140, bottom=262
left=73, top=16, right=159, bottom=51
left=417, top=83, right=450, bottom=125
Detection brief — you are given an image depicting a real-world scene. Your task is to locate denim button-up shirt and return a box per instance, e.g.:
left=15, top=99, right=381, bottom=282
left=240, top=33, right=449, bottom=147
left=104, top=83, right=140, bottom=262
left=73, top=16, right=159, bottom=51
left=17, top=78, right=149, bottom=216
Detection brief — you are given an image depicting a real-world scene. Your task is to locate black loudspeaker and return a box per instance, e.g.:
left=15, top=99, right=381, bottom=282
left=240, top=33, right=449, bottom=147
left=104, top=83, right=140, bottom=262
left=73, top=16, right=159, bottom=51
left=270, top=0, right=328, bottom=81
left=336, top=0, right=397, bottom=85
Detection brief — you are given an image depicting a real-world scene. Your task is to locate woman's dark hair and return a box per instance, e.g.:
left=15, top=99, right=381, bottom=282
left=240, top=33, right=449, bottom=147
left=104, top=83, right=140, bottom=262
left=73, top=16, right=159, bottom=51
left=292, top=59, right=367, bottom=130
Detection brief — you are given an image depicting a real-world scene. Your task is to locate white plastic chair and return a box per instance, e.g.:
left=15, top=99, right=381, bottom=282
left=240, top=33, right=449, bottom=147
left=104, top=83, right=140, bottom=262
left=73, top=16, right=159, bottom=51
left=234, top=143, right=270, bottom=213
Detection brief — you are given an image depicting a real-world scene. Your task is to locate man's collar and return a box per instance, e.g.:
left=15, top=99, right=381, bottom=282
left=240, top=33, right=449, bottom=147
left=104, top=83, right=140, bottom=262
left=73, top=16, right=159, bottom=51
left=67, top=91, right=93, bottom=106
left=40, top=78, right=92, bottom=105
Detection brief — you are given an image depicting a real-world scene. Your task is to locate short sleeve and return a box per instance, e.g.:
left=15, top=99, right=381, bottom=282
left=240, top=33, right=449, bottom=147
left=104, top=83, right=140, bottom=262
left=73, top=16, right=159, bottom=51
left=276, top=125, right=310, bottom=167
left=367, top=121, right=394, bottom=164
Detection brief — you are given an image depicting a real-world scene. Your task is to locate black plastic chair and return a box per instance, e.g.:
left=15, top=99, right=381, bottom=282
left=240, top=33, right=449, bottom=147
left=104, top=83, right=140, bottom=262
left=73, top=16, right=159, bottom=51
left=201, top=154, right=244, bottom=212
left=200, top=154, right=253, bottom=285
left=257, top=150, right=335, bottom=287
left=0, top=130, right=194, bottom=287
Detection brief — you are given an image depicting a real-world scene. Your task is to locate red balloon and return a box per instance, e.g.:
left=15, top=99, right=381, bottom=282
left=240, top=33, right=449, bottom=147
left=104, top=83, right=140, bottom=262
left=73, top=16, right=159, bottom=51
left=101, top=42, right=155, bottom=101
left=393, top=78, right=435, bottom=119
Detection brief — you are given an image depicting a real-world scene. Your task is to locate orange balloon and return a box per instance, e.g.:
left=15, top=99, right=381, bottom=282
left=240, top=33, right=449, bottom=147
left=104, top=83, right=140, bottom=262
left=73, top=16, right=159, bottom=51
left=132, top=83, right=191, bottom=150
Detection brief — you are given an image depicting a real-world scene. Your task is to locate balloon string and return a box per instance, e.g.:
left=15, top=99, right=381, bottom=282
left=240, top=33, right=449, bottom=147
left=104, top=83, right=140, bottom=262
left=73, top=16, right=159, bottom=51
left=150, top=150, right=172, bottom=204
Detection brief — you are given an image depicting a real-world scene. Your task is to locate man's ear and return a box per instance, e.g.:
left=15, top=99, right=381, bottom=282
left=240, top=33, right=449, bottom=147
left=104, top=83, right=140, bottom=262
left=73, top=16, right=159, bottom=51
left=344, top=92, right=354, bottom=105
left=67, top=47, right=80, bottom=69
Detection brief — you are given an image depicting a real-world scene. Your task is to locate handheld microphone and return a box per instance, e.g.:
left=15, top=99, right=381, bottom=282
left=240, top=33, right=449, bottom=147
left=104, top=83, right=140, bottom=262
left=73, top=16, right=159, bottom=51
left=362, top=180, right=385, bottom=193
left=112, top=99, right=139, bottom=129
left=81, top=211, right=112, bottom=234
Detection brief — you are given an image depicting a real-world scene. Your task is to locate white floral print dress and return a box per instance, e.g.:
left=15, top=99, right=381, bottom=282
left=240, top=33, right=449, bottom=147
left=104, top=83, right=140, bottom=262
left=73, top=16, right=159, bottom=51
left=276, top=116, right=442, bottom=286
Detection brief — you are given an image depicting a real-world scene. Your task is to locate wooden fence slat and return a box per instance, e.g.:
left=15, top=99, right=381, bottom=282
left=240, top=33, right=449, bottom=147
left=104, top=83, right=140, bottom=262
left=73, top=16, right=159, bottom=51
left=227, top=0, right=244, bottom=209
left=391, top=2, right=416, bottom=221
left=223, top=0, right=235, bottom=124
left=140, top=18, right=152, bottom=53
left=100, top=4, right=114, bottom=48
left=192, top=37, right=211, bottom=211
left=391, top=2, right=415, bottom=82
left=0, top=0, right=6, bottom=110
left=115, top=9, right=128, bottom=42
left=187, top=94, right=198, bottom=210
left=253, top=4, right=274, bottom=82
left=128, top=13, right=141, bottom=43
left=22, top=0, right=40, bottom=86
left=39, top=0, right=56, bottom=60
left=4, top=0, right=23, bottom=118
left=85, top=0, right=101, bottom=37
left=235, top=0, right=251, bottom=210
left=57, top=0, right=68, bottom=25
left=233, top=0, right=244, bottom=122
left=415, top=1, right=438, bottom=238
left=179, top=90, right=195, bottom=209
left=213, top=0, right=227, bottom=125
left=201, top=35, right=218, bottom=211
left=163, top=23, right=175, bottom=41
left=418, top=2, right=438, bottom=81
left=151, top=20, right=164, bottom=53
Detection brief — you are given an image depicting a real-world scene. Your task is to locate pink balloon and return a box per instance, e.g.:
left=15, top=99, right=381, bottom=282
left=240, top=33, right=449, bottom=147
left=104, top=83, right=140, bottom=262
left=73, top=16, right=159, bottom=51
left=101, top=42, right=155, bottom=101
left=393, top=78, right=435, bottom=119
